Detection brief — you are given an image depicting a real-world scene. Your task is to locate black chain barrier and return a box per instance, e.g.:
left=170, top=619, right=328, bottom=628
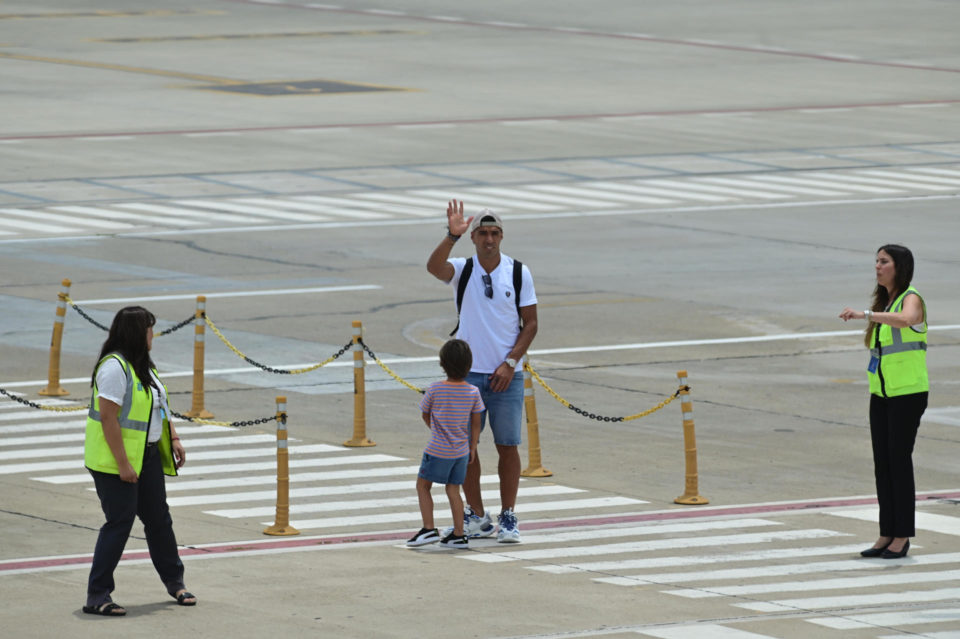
left=563, top=386, right=689, bottom=423
left=358, top=339, right=426, bottom=394
left=68, top=301, right=195, bottom=337
left=171, top=410, right=283, bottom=429
left=0, top=387, right=57, bottom=410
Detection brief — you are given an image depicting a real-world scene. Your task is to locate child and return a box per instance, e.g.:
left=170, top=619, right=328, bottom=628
left=407, top=339, right=484, bottom=549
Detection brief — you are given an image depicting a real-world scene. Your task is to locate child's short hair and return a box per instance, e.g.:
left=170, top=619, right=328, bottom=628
left=439, top=339, right=472, bottom=380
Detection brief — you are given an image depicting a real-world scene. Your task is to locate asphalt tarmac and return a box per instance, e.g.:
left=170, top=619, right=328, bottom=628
left=1, top=2, right=959, bottom=638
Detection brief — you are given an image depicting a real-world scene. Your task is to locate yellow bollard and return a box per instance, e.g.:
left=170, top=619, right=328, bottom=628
left=521, top=359, right=552, bottom=477
left=264, top=396, right=299, bottom=536
left=185, top=296, right=213, bottom=419
left=39, top=278, right=72, bottom=397
left=674, top=370, right=709, bottom=505
left=343, top=320, right=375, bottom=447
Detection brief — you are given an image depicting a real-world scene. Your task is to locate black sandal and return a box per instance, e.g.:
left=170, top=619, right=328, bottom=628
left=83, top=602, right=127, bottom=616
left=173, top=590, right=197, bottom=606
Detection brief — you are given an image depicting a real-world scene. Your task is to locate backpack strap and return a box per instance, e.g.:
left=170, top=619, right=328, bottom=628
left=513, top=259, right=523, bottom=328
left=450, top=257, right=474, bottom=336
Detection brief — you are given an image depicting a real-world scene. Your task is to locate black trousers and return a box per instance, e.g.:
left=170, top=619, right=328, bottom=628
left=87, top=444, right=185, bottom=607
left=869, top=391, right=927, bottom=538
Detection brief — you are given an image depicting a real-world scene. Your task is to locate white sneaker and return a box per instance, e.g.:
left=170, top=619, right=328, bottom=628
left=442, top=506, right=496, bottom=539
left=497, top=509, right=521, bottom=543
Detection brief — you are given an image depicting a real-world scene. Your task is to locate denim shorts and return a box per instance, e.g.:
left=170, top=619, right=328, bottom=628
left=418, top=452, right=469, bottom=485
left=466, top=371, right=524, bottom=447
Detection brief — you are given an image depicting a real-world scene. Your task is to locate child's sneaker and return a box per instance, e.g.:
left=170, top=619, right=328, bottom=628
left=439, top=532, right=469, bottom=549
left=406, top=527, right=440, bottom=547
left=497, top=509, right=521, bottom=543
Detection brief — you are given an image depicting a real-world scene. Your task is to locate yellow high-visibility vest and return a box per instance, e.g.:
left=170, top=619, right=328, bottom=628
left=868, top=286, right=928, bottom=397
left=85, top=353, right=176, bottom=476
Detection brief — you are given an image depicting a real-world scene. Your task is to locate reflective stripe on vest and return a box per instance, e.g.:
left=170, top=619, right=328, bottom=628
left=867, top=287, right=929, bottom=397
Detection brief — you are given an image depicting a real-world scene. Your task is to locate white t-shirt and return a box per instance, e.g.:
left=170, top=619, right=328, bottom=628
left=95, top=358, right=168, bottom=443
left=448, top=254, right=537, bottom=374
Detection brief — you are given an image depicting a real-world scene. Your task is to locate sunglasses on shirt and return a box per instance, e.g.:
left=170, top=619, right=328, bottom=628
left=481, top=274, right=493, bottom=299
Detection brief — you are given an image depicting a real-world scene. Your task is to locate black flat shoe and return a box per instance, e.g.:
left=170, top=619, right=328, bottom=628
left=860, top=541, right=892, bottom=557
left=881, top=539, right=910, bottom=559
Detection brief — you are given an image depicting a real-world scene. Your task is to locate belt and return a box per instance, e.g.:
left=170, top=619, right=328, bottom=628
left=146, top=440, right=159, bottom=448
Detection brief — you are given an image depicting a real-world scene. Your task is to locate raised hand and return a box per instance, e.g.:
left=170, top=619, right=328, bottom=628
left=446, top=199, right=473, bottom=236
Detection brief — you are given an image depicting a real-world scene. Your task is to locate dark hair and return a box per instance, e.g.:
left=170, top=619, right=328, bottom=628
left=91, top=306, right=158, bottom=389
left=439, top=339, right=472, bottom=380
left=865, top=244, right=915, bottom=347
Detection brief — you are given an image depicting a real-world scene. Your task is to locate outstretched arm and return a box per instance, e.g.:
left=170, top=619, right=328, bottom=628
left=427, top=200, right=474, bottom=283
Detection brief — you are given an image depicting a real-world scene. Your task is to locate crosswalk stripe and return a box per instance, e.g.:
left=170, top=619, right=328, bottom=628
left=695, top=176, right=846, bottom=196
left=908, top=167, right=960, bottom=179
left=168, top=475, right=503, bottom=507
left=285, top=496, right=644, bottom=530
left=0, top=214, right=82, bottom=233
left=289, top=195, right=394, bottom=218
left=527, top=183, right=674, bottom=205
left=351, top=192, right=441, bottom=209
left=598, top=551, right=960, bottom=587
left=532, top=544, right=867, bottom=574
left=113, top=202, right=258, bottom=224
left=460, top=529, right=849, bottom=563
left=591, top=181, right=726, bottom=202
left=292, top=194, right=431, bottom=217
left=471, top=186, right=613, bottom=208
left=734, top=586, right=960, bottom=612
left=812, top=172, right=955, bottom=191
left=0, top=410, right=87, bottom=423
left=47, top=205, right=149, bottom=226
left=635, top=625, right=778, bottom=639
left=412, top=188, right=560, bottom=211
left=0, top=425, right=236, bottom=446
left=0, top=208, right=121, bottom=230
left=174, top=199, right=321, bottom=219
left=828, top=507, right=960, bottom=537
left=749, top=173, right=902, bottom=193
left=167, top=463, right=418, bottom=491
left=208, top=484, right=584, bottom=518
left=226, top=199, right=331, bottom=221
left=235, top=197, right=343, bottom=216
left=857, top=169, right=960, bottom=187
left=511, top=518, right=777, bottom=546
left=808, top=606, right=960, bottom=630
left=653, top=178, right=792, bottom=200
left=0, top=434, right=277, bottom=461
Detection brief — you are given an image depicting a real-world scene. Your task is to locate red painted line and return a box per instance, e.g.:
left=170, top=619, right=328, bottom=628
left=3, top=99, right=959, bottom=142
left=3, top=491, right=957, bottom=573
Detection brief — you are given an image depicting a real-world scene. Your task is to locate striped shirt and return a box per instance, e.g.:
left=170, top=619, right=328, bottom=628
left=419, top=380, right=485, bottom=459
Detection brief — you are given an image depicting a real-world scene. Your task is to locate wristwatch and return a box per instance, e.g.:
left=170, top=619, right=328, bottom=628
left=504, top=357, right=517, bottom=368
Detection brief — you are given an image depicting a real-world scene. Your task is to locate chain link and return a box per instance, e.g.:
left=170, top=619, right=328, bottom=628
left=65, top=297, right=109, bottom=331
left=358, top=339, right=425, bottom=394
left=156, top=313, right=197, bottom=337
left=203, top=314, right=353, bottom=374
left=171, top=410, right=282, bottom=428
left=0, top=387, right=89, bottom=412
left=524, top=362, right=688, bottom=423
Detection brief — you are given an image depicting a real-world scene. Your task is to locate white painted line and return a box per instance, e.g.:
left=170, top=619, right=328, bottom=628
left=654, top=178, right=792, bottom=200
left=471, top=186, right=610, bottom=208
left=392, top=123, right=455, bottom=130
left=289, top=195, right=394, bottom=218
left=285, top=496, right=643, bottom=530
left=182, top=132, right=240, bottom=138
left=636, top=625, right=778, bottom=639
left=532, top=544, right=867, bottom=574
left=600, top=552, right=960, bottom=587
left=734, top=586, right=960, bottom=612
left=500, top=119, right=560, bottom=127
left=908, top=167, right=960, bottom=179
left=695, top=177, right=846, bottom=197
left=47, top=205, right=146, bottom=226
left=113, top=202, right=258, bottom=224
left=812, top=172, right=954, bottom=191
left=828, top=508, right=960, bottom=537
left=174, top=199, right=315, bottom=218
left=460, top=529, right=849, bottom=563
left=0, top=215, right=81, bottom=233
left=0, top=208, right=122, bottom=230
left=208, top=484, right=583, bottom=518
left=351, top=192, right=439, bottom=208
left=749, top=173, right=901, bottom=194
left=74, top=136, right=134, bottom=141
left=527, top=184, right=673, bottom=205
left=225, top=199, right=331, bottom=222
left=413, top=188, right=560, bottom=211
left=232, top=198, right=343, bottom=215
left=167, top=461, right=416, bottom=491
left=514, top=518, right=776, bottom=546
left=858, top=169, right=960, bottom=187
left=72, top=284, right=381, bottom=304
left=591, top=181, right=725, bottom=202
left=0, top=434, right=277, bottom=461
left=808, top=607, right=960, bottom=630
left=924, top=406, right=960, bottom=427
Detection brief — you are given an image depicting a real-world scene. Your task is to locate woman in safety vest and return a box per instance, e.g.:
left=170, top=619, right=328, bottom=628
left=83, top=306, right=196, bottom=616
left=840, top=244, right=927, bottom=560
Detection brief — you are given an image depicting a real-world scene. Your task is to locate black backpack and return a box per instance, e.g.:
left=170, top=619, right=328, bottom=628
left=450, top=257, right=523, bottom=336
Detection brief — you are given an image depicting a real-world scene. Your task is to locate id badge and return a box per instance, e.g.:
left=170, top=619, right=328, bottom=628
left=867, top=356, right=879, bottom=374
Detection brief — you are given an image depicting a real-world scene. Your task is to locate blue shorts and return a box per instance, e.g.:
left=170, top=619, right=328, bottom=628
left=466, top=371, right=524, bottom=447
left=418, top=452, right=468, bottom=485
